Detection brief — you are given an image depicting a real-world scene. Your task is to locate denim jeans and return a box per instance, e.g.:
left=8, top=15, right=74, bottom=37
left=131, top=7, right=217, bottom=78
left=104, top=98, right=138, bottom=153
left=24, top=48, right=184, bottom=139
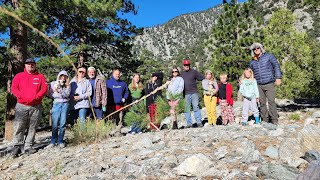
left=184, top=93, right=202, bottom=126
left=51, top=102, right=69, bottom=144
left=87, top=106, right=103, bottom=120
left=70, top=108, right=88, bottom=125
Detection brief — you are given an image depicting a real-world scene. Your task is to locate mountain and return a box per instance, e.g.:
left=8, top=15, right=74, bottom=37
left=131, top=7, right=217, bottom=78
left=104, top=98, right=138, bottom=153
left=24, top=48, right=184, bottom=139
left=132, top=0, right=319, bottom=64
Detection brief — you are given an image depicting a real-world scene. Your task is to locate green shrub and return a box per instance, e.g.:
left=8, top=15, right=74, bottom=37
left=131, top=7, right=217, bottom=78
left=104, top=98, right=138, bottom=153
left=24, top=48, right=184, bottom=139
left=71, top=118, right=116, bottom=144
left=124, top=101, right=150, bottom=130
left=155, top=96, right=185, bottom=124
left=289, top=113, right=300, bottom=121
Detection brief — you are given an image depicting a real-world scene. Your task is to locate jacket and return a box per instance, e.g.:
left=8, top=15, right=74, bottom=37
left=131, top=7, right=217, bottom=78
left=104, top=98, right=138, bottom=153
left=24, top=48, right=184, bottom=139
left=239, top=79, right=259, bottom=100
left=12, top=68, right=48, bottom=106
left=106, top=77, right=129, bottom=105
left=49, top=70, right=70, bottom=104
left=70, top=77, right=92, bottom=110
left=202, top=79, right=218, bottom=96
left=145, top=81, right=162, bottom=111
left=249, top=53, right=282, bottom=85
left=217, top=83, right=234, bottom=106
left=166, top=76, right=184, bottom=99
left=92, top=75, right=107, bottom=107
left=181, top=69, right=204, bottom=95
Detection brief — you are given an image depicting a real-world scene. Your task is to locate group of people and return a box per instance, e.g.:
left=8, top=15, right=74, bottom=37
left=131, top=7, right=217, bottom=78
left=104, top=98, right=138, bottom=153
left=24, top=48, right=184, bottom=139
left=10, top=42, right=282, bottom=157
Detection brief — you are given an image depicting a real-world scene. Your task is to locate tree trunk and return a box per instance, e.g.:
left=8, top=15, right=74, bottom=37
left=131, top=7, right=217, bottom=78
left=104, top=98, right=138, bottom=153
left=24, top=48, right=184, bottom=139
left=78, top=36, right=87, bottom=67
left=5, top=0, right=28, bottom=140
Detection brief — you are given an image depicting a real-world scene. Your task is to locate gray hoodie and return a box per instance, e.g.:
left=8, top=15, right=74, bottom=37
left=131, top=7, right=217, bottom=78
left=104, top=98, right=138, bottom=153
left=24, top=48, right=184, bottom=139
left=49, top=70, right=70, bottom=103
left=166, top=76, right=184, bottom=99
left=70, top=76, right=92, bottom=110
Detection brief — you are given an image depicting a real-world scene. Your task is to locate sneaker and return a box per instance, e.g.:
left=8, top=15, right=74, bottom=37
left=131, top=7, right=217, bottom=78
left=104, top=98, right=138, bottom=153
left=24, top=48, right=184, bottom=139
left=197, top=123, right=204, bottom=128
left=242, top=122, right=247, bottom=126
left=24, top=148, right=37, bottom=155
left=12, top=146, right=21, bottom=158
left=59, top=143, right=66, bottom=148
left=46, top=143, right=56, bottom=149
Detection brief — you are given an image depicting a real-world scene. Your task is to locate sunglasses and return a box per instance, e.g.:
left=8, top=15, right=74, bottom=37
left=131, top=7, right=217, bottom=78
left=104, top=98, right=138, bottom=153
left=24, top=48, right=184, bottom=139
left=253, top=47, right=260, bottom=51
left=172, top=70, right=179, bottom=73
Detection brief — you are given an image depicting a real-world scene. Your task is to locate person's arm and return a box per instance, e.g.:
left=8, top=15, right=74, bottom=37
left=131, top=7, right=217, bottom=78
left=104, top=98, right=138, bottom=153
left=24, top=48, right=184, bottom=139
left=202, top=79, right=209, bottom=90
left=213, top=81, right=219, bottom=93
left=177, top=78, right=184, bottom=94
left=61, top=85, right=71, bottom=99
left=123, top=83, right=129, bottom=100
left=101, top=79, right=107, bottom=107
left=269, top=54, right=282, bottom=79
left=36, top=75, right=48, bottom=100
left=11, top=75, right=22, bottom=98
left=239, top=83, right=245, bottom=96
left=195, top=70, right=204, bottom=81
left=79, top=80, right=92, bottom=100
left=50, top=82, right=62, bottom=99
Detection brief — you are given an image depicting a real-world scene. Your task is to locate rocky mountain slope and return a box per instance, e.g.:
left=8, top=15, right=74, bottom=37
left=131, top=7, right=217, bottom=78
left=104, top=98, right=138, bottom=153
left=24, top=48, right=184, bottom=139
left=1, top=100, right=320, bottom=179
left=132, top=0, right=319, bottom=63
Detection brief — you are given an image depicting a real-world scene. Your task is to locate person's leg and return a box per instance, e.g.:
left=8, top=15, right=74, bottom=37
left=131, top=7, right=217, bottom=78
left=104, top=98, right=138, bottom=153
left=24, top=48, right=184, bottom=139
left=12, top=103, right=29, bottom=147
left=227, top=105, right=235, bottom=123
left=211, top=97, right=217, bottom=125
left=51, top=103, right=61, bottom=144
left=184, top=94, right=192, bottom=127
left=94, top=107, right=103, bottom=120
left=69, top=109, right=79, bottom=126
left=242, top=98, right=250, bottom=123
left=78, top=108, right=88, bottom=123
left=250, top=98, right=260, bottom=122
left=25, top=105, right=42, bottom=150
left=204, top=95, right=212, bottom=124
left=265, top=83, right=278, bottom=124
left=58, top=103, right=69, bottom=144
left=191, top=93, right=202, bottom=124
left=220, top=100, right=228, bottom=125
left=258, top=85, right=268, bottom=122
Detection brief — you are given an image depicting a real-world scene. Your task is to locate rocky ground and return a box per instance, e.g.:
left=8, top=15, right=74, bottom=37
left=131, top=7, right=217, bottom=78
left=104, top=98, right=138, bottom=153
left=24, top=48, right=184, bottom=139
left=0, top=99, right=320, bottom=180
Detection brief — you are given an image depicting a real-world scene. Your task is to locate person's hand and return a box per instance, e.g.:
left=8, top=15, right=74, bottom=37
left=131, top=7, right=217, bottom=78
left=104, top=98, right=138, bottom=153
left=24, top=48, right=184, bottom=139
left=74, top=96, right=81, bottom=101
left=102, top=106, right=106, bottom=112
left=122, top=98, right=126, bottom=103
left=256, top=98, right=259, bottom=103
left=275, top=79, right=281, bottom=86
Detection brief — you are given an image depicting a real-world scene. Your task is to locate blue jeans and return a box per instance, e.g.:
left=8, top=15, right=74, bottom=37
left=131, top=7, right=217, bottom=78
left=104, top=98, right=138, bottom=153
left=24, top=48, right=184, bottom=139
left=88, top=107, right=103, bottom=120
left=70, top=108, right=88, bottom=125
left=184, top=93, right=202, bottom=126
left=51, top=102, right=69, bottom=144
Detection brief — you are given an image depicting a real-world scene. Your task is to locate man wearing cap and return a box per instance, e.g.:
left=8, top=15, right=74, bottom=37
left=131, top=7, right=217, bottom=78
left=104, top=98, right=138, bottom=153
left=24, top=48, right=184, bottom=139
left=249, top=43, right=282, bottom=125
left=11, top=58, right=48, bottom=156
left=87, top=67, right=107, bottom=120
left=180, top=59, right=204, bottom=128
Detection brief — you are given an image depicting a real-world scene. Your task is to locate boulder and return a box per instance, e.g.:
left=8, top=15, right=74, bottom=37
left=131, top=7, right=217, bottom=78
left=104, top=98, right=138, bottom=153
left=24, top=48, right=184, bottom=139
left=297, top=160, right=320, bottom=180
left=279, top=138, right=304, bottom=167
left=264, top=146, right=279, bottom=159
left=176, top=153, right=213, bottom=177
left=256, top=164, right=299, bottom=180
left=298, top=125, right=320, bottom=152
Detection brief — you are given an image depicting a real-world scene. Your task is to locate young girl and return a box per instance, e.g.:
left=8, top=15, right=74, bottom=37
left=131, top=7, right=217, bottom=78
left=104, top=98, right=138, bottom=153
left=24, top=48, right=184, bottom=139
left=202, top=70, right=218, bottom=126
left=239, top=68, right=260, bottom=125
left=48, top=70, right=70, bottom=148
left=145, top=73, right=162, bottom=130
left=217, top=73, right=235, bottom=125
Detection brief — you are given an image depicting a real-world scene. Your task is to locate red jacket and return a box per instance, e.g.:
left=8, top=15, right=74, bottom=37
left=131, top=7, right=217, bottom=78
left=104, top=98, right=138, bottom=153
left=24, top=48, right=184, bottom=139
left=217, top=83, right=234, bottom=106
left=12, top=68, right=48, bottom=106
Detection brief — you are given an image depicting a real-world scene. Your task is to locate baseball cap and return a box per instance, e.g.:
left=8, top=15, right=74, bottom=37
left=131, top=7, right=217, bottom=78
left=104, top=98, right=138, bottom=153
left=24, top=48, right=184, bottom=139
left=183, top=59, right=190, bottom=65
left=25, top=58, right=36, bottom=64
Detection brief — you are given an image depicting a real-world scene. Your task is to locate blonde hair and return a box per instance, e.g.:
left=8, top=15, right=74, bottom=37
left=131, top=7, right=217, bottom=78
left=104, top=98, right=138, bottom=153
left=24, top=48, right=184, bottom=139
left=130, top=73, right=143, bottom=91
left=220, top=73, right=228, bottom=79
left=240, top=68, right=255, bottom=81
left=204, top=70, right=215, bottom=81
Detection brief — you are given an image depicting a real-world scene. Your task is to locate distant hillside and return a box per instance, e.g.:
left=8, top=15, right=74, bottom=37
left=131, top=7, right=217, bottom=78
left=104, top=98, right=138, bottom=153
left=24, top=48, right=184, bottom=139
left=132, top=0, right=319, bottom=64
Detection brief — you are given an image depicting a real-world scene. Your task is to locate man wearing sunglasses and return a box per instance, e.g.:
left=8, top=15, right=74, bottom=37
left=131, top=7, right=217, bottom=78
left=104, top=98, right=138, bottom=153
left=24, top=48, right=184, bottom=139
left=249, top=43, right=282, bottom=125
left=11, top=58, right=48, bottom=156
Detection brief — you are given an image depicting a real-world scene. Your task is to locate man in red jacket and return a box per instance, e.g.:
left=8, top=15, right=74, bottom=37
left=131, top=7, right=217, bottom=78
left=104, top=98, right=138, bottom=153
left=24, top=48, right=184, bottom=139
left=11, top=58, right=48, bottom=157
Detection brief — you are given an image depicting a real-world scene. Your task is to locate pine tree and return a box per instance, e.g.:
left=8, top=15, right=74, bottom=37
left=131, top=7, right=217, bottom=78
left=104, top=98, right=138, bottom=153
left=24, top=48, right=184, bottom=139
left=263, top=9, right=318, bottom=98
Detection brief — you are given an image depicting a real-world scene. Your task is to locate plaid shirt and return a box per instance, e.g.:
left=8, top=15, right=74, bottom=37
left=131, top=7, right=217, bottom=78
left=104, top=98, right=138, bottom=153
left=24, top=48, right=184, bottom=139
left=94, top=76, right=107, bottom=107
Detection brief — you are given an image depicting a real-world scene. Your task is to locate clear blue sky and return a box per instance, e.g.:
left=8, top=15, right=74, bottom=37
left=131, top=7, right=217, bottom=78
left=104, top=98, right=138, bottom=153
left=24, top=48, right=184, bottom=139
left=123, top=0, right=247, bottom=28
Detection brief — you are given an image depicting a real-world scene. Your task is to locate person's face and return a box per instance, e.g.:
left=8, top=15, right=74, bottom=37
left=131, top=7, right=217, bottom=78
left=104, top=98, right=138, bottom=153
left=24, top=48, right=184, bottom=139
left=172, top=69, right=179, bottom=77
left=244, top=70, right=252, bottom=79
left=152, top=76, right=157, bottom=82
left=25, top=63, right=36, bottom=73
left=78, top=68, right=86, bottom=78
left=59, top=75, right=67, bottom=81
left=183, top=65, right=190, bottom=71
left=220, top=76, right=227, bottom=83
left=113, top=70, right=120, bottom=80
left=133, top=75, right=140, bottom=83
left=253, top=47, right=262, bottom=56
left=206, top=72, right=212, bottom=80
left=88, top=70, right=96, bottom=79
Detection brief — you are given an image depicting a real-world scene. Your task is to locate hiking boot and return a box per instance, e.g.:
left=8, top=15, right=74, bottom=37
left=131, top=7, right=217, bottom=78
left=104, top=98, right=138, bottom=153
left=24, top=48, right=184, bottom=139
left=24, top=148, right=37, bottom=155
left=12, top=146, right=21, bottom=158
left=172, top=121, right=178, bottom=130
left=59, top=143, right=66, bottom=149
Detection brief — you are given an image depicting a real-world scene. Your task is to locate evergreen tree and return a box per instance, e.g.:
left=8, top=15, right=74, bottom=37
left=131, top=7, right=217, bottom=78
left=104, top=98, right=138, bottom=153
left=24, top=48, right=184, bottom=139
left=207, top=0, right=263, bottom=81
left=263, top=9, right=318, bottom=98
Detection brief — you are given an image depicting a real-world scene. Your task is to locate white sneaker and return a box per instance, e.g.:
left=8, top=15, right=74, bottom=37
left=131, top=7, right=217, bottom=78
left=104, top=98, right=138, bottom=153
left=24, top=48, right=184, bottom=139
left=59, top=143, right=66, bottom=148
left=46, top=143, right=55, bottom=149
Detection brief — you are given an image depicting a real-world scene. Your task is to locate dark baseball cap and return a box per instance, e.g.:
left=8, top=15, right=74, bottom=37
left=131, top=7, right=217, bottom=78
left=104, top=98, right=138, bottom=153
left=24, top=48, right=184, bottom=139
left=24, top=58, right=36, bottom=64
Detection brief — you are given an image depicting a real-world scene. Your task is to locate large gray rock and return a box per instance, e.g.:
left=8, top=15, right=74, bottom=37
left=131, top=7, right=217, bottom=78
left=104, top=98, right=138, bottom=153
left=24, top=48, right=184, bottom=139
left=176, top=153, right=213, bottom=177
left=214, top=146, right=228, bottom=160
left=239, top=140, right=264, bottom=163
left=297, top=160, right=320, bottom=180
left=298, top=125, right=320, bottom=152
left=264, top=146, right=279, bottom=159
left=279, top=138, right=304, bottom=167
left=256, top=164, right=299, bottom=180
left=311, top=111, right=320, bottom=118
